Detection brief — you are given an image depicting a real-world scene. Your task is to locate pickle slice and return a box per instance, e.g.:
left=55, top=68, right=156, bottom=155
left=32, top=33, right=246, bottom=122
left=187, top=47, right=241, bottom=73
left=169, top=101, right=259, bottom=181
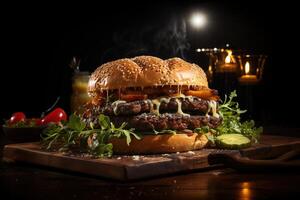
left=215, top=134, right=251, bottom=149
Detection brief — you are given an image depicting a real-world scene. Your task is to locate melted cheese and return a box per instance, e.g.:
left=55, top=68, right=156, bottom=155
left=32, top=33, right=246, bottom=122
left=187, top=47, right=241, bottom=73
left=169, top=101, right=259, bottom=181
left=151, top=99, right=161, bottom=115
left=160, top=97, right=171, bottom=104
left=148, top=97, right=172, bottom=115
left=169, top=93, right=193, bottom=103
left=111, top=94, right=219, bottom=118
left=206, top=100, right=219, bottom=118
left=185, top=95, right=195, bottom=103
left=111, top=100, right=126, bottom=115
left=147, top=95, right=194, bottom=116
left=175, top=98, right=190, bottom=116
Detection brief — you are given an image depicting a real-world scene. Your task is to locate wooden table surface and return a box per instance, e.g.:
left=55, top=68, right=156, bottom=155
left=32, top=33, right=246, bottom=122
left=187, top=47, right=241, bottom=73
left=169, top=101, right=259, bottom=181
left=1, top=163, right=300, bottom=200
left=1, top=131, right=300, bottom=199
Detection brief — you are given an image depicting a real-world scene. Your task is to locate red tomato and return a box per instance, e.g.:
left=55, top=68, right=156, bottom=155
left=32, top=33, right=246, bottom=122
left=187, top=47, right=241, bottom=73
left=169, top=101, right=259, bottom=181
left=41, top=108, right=67, bottom=125
left=9, top=112, right=26, bottom=124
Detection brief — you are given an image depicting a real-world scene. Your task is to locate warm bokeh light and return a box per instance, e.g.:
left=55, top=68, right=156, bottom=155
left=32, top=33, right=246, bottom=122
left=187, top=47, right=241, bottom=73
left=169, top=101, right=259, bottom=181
left=225, top=50, right=232, bottom=63
left=190, top=12, right=207, bottom=29
left=245, top=61, right=250, bottom=74
left=240, top=182, right=251, bottom=200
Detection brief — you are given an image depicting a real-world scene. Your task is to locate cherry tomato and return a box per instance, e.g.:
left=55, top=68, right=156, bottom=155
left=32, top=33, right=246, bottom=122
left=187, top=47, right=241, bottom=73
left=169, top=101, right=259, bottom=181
left=9, top=112, right=26, bottom=124
left=41, top=108, right=67, bottom=125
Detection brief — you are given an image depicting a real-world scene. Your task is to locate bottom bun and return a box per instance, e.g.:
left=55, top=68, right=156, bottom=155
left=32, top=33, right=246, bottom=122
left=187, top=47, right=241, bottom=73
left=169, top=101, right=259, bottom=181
left=109, top=132, right=208, bottom=154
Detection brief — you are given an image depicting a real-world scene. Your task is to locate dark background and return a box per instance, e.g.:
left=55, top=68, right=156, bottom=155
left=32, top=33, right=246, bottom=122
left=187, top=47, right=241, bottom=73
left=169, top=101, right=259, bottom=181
left=0, top=1, right=298, bottom=129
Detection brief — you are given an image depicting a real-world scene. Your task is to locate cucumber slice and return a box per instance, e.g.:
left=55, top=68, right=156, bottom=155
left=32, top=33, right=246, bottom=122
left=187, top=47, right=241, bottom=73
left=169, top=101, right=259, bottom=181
left=215, top=134, right=251, bottom=149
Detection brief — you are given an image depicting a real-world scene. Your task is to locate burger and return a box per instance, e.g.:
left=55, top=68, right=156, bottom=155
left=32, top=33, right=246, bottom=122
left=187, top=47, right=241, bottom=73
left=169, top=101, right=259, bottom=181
left=83, top=55, right=222, bottom=154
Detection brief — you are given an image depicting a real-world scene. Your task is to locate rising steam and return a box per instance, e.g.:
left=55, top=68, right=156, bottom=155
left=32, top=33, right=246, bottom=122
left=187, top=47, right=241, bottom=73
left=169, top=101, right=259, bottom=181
left=101, top=16, right=190, bottom=63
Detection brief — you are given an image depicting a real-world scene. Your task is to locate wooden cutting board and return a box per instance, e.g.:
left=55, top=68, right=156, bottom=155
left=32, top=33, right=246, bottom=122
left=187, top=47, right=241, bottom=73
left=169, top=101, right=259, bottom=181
left=3, top=135, right=300, bottom=180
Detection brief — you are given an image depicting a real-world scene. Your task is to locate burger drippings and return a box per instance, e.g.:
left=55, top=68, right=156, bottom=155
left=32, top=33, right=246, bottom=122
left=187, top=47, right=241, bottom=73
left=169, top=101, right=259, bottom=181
left=175, top=98, right=190, bottom=116
left=207, top=100, right=219, bottom=118
left=106, top=95, right=219, bottom=118
left=83, top=86, right=221, bottom=121
left=111, top=100, right=126, bottom=115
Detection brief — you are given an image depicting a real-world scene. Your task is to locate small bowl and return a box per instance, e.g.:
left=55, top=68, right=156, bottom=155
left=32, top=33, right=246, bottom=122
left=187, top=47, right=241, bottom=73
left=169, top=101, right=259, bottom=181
left=2, top=125, right=45, bottom=143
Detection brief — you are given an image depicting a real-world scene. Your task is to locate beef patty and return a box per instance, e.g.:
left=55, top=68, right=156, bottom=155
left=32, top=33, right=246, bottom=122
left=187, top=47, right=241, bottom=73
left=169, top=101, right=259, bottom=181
left=83, top=97, right=221, bottom=132
left=84, top=112, right=222, bottom=132
left=99, top=97, right=211, bottom=116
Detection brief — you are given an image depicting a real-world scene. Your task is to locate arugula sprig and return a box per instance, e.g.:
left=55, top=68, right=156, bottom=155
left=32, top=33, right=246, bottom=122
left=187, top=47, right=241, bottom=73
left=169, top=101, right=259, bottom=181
left=195, top=91, right=262, bottom=144
left=42, top=114, right=141, bottom=157
left=218, top=90, right=246, bottom=119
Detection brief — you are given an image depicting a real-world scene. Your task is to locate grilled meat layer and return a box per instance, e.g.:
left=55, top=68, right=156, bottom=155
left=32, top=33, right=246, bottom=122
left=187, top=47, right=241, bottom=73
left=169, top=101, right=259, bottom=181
left=99, top=97, right=210, bottom=116
left=110, top=113, right=221, bottom=131
left=84, top=112, right=221, bottom=132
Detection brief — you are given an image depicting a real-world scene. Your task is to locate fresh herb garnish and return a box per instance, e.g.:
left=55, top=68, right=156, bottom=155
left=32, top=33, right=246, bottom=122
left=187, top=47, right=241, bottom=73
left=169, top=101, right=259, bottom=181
left=42, top=114, right=141, bottom=157
left=42, top=91, right=262, bottom=156
left=195, top=91, right=262, bottom=144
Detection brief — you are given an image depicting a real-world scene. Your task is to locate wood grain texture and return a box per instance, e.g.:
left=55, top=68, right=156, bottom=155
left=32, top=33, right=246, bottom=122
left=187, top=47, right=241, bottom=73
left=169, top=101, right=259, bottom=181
left=3, top=135, right=300, bottom=180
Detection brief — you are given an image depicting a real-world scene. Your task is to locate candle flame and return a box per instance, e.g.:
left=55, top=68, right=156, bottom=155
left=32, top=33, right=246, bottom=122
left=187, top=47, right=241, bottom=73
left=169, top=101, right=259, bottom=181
left=245, top=61, right=250, bottom=74
left=225, top=50, right=232, bottom=63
